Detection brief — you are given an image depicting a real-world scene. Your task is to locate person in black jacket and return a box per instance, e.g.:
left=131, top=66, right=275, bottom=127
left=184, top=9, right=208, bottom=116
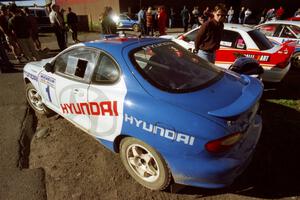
left=67, top=7, right=79, bottom=43
left=194, top=4, right=227, bottom=63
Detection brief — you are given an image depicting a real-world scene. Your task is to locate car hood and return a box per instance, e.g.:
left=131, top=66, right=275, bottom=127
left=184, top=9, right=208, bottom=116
left=153, top=71, right=263, bottom=119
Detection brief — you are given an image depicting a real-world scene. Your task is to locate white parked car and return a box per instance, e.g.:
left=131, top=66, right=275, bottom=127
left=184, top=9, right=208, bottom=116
left=162, top=24, right=296, bottom=82
left=256, top=20, right=300, bottom=68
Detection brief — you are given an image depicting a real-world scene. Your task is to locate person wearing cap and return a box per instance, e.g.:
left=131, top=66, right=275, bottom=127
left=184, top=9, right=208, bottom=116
left=67, top=7, right=79, bottom=43
left=194, top=4, right=227, bottom=63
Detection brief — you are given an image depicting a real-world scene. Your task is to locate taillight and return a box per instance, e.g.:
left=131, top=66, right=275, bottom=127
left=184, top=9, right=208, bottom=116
left=205, top=132, right=242, bottom=153
left=178, top=35, right=185, bottom=40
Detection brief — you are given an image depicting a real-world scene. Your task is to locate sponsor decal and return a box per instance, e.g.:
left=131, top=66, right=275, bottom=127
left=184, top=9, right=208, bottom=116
left=40, top=73, right=56, bottom=87
left=60, top=101, right=118, bottom=116
left=24, top=71, right=38, bottom=81
left=58, top=84, right=121, bottom=137
left=124, top=114, right=195, bottom=146
left=244, top=54, right=270, bottom=62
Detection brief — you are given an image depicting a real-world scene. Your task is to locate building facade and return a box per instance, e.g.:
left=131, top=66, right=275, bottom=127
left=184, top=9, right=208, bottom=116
left=55, top=0, right=299, bottom=31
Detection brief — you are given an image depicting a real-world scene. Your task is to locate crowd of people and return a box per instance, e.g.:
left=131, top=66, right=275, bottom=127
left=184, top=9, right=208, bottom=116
left=0, top=3, right=79, bottom=72
left=1, top=2, right=300, bottom=73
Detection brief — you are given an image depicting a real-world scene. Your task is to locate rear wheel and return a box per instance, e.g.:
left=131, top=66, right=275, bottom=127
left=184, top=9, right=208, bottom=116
left=291, top=52, right=300, bottom=69
left=25, top=83, right=53, bottom=115
left=120, top=137, right=171, bottom=190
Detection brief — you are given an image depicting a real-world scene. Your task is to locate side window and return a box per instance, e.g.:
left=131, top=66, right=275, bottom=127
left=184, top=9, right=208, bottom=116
left=289, top=25, right=300, bottom=37
left=120, top=15, right=126, bottom=20
left=273, top=25, right=284, bottom=37
left=280, top=26, right=296, bottom=38
left=54, top=48, right=99, bottom=81
left=221, top=30, right=246, bottom=49
left=258, top=24, right=278, bottom=36
left=93, top=54, right=120, bottom=83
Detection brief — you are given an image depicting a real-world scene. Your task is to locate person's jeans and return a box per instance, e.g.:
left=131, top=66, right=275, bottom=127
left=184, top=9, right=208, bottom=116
left=197, top=50, right=216, bottom=64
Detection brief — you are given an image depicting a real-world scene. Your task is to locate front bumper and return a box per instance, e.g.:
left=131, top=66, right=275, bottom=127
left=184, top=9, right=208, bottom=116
left=262, top=63, right=291, bottom=82
left=165, top=115, right=262, bottom=189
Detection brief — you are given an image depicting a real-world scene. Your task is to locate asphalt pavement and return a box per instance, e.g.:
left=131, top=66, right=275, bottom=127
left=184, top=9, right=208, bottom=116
left=0, top=73, right=46, bottom=200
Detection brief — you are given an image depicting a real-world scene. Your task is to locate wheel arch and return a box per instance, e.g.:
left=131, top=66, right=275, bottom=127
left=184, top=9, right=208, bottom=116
left=113, top=134, right=130, bottom=153
left=24, top=77, right=31, bottom=85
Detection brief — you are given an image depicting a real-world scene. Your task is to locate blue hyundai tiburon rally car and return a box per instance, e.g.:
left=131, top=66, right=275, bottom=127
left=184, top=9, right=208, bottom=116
left=23, top=36, right=263, bottom=190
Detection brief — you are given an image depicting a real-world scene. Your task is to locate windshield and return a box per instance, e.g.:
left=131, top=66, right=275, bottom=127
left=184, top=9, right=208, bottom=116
left=131, top=41, right=223, bottom=93
left=248, top=29, right=274, bottom=50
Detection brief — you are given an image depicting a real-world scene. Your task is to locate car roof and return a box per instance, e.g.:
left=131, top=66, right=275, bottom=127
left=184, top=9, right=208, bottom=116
left=224, top=23, right=254, bottom=32
left=260, top=20, right=300, bottom=26
left=84, top=36, right=168, bottom=52
left=186, top=23, right=254, bottom=35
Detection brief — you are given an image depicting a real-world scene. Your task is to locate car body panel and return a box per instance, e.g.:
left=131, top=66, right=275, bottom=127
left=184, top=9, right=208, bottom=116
left=23, top=37, right=263, bottom=188
left=255, top=20, right=300, bottom=55
left=166, top=23, right=295, bottom=82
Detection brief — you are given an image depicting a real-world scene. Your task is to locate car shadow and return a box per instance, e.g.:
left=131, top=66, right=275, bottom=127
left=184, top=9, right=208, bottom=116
left=174, top=68, right=300, bottom=198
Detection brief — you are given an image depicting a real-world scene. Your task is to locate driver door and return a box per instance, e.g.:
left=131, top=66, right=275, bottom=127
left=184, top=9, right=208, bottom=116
left=41, top=47, right=100, bottom=131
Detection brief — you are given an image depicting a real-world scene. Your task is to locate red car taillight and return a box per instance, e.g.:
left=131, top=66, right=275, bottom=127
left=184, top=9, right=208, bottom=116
left=178, top=35, right=185, bottom=40
left=205, top=132, right=242, bottom=153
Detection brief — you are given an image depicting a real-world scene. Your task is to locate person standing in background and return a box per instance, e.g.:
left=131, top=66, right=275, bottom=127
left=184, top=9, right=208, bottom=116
left=8, top=5, right=40, bottom=61
left=137, top=7, right=146, bottom=35
left=181, top=6, right=189, bottom=33
left=191, top=6, right=199, bottom=29
left=146, top=7, right=154, bottom=36
left=67, top=7, right=79, bottom=43
left=49, top=4, right=66, bottom=50
left=0, top=24, right=14, bottom=72
left=227, top=6, right=234, bottom=23
left=203, top=6, right=211, bottom=21
left=169, top=7, right=175, bottom=28
left=0, top=5, right=22, bottom=63
left=194, top=4, right=227, bottom=63
left=243, top=8, right=251, bottom=24
left=24, top=7, right=41, bottom=51
left=101, top=6, right=117, bottom=34
left=275, top=6, right=284, bottom=20
left=238, top=7, right=245, bottom=24
left=157, top=6, right=167, bottom=36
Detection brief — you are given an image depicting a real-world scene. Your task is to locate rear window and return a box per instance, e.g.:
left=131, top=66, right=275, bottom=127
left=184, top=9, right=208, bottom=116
left=248, top=29, right=274, bottom=50
left=131, top=41, right=223, bottom=93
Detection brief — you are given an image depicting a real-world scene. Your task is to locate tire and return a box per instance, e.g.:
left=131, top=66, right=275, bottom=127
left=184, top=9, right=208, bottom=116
left=132, top=24, right=140, bottom=32
left=25, top=83, right=53, bottom=115
left=120, top=137, right=171, bottom=190
left=291, top=52, right=300, bottom=69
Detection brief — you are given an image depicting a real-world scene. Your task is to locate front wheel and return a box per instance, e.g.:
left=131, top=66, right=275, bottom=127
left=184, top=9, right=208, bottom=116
left=25, top=83, right=53, bottom=115
left=120, top=137, right=171, bottom=190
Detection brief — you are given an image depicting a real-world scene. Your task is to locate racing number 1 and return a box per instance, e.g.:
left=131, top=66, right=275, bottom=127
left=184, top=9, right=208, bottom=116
left=45, top=85, right=52, bottom=103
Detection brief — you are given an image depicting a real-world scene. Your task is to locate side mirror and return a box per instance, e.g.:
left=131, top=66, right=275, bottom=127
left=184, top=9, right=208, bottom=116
left=44, top=63, right=54, bottom=73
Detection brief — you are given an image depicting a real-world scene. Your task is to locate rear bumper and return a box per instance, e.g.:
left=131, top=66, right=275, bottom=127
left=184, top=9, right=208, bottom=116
left=262, top=63, right=291, bottom=82
left=165, top=115, right=262, bottom=188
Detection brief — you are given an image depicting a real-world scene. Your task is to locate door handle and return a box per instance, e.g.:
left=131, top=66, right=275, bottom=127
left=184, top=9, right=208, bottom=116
left=73, top=88, right=84, bottom=97
left=73, top=89, right=80, bottom=94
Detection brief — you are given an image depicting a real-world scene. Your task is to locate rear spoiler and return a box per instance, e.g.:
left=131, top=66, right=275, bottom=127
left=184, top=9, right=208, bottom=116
left=208, top=75, right=263, bottom=118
